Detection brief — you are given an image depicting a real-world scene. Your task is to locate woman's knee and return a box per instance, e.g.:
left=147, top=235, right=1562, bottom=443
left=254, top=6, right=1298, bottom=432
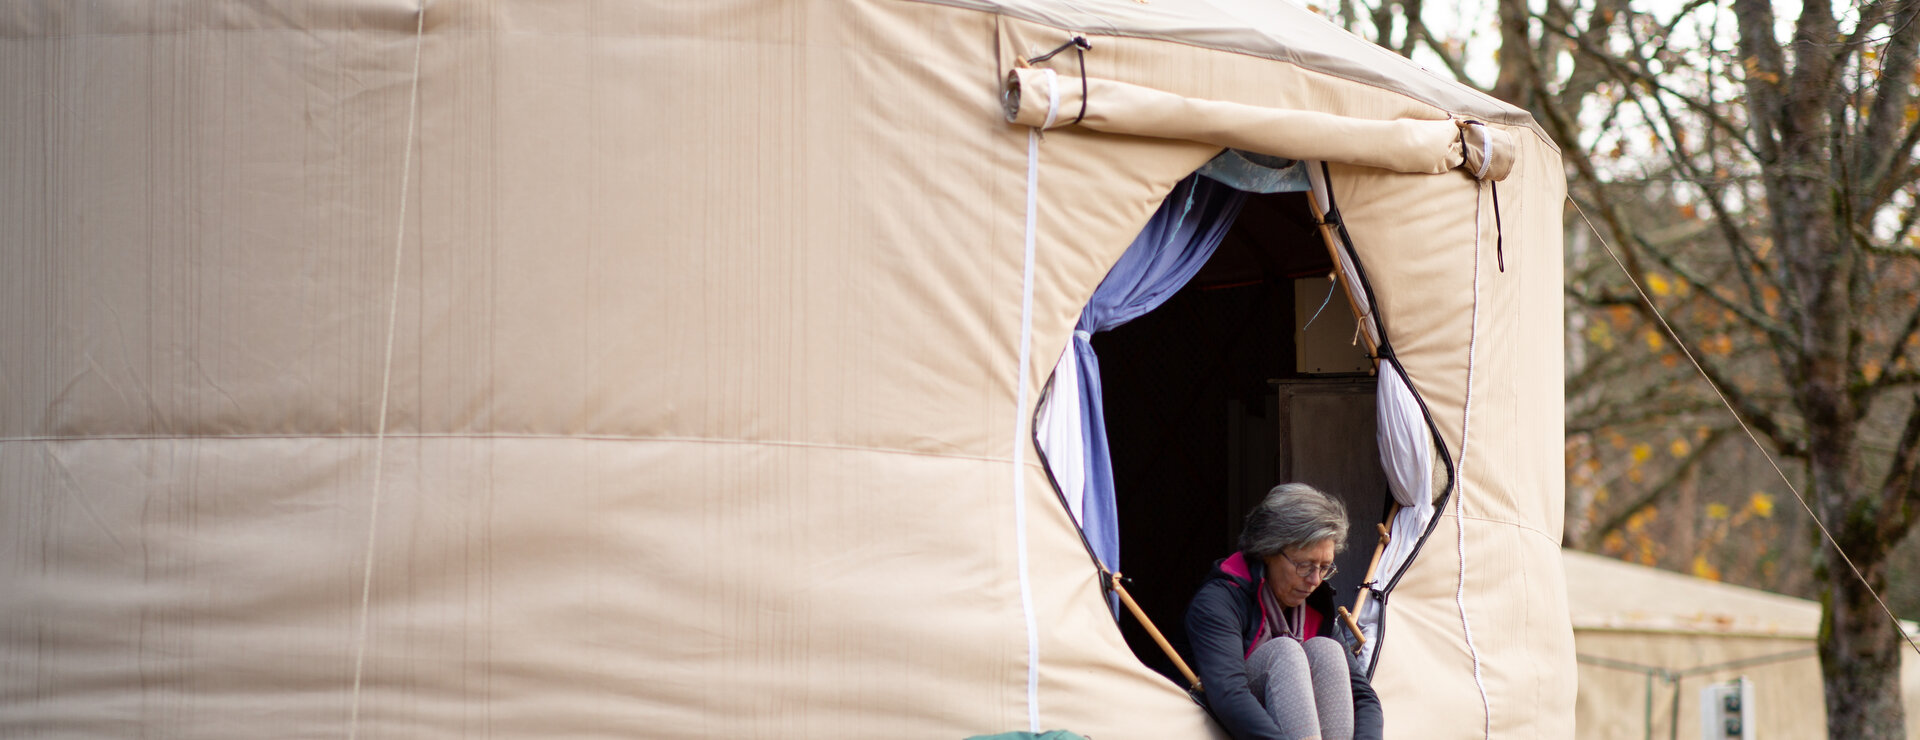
left=1246, top=638, right=1309, bottom=695
left=1301, top=638, right=1355, bottom=695
left=1302, top=636, right=1347, bottom=669
left=1249, top=635, right=1310, bottom=668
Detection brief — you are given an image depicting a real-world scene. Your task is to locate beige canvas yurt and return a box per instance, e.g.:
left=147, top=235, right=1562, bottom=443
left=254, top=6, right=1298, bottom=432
left=1566, top=550, right=1920, bottom=739
left=1, top=2, right=1571, bottom=738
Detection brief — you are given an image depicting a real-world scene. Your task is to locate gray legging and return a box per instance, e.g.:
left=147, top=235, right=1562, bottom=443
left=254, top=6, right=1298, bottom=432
left=1245, top=636, right=1354, bottom=740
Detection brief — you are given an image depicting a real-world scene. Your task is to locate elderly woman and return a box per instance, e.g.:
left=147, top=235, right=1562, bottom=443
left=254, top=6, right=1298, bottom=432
left=1184, top=483, right=1383, bottom=740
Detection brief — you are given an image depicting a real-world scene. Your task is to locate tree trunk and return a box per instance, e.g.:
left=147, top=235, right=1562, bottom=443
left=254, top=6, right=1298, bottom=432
left=1491, top=0, right=1532, bottom=106
left=1818, top=543, right=1907, bottom=738
left=1805, top=408, right=1906, bottom=738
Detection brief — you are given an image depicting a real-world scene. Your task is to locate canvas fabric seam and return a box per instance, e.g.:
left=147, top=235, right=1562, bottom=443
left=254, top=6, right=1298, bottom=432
left=1453, top=514, right=1563, bottom=543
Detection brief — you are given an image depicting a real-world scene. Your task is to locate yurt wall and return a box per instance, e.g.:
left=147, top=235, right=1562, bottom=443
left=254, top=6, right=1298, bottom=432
left=3, top=1, right=1572, bottom=737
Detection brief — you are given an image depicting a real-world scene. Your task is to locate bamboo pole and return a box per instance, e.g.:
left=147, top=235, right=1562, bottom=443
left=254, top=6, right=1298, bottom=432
left=1111, top=573, right=1202, bottom=692
left=1344, top=502, right=1401, bottom=654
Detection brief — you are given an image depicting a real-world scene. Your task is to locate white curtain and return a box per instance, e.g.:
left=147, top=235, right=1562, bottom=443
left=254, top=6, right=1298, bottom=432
left=1035, top=344, right=1087, bottom=525
left=1358, top=365, right=1436, bottom=667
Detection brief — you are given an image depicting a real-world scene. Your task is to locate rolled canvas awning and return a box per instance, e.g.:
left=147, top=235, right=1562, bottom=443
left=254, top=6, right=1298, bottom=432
left=1003, top=66, right=1515, bottom=181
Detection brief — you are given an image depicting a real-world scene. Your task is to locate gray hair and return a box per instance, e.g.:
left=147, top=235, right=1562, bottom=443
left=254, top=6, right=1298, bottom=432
left=1238, top=483, right=1349, bottom=561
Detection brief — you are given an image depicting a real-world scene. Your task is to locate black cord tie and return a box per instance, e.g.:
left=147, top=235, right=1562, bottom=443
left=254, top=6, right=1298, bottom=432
left=1026, top=35, right=1090, bottom=64
left=1072, top=42, right=1088, bottom=125
left=1458, top=121, right=1506, bottom=272
left=1319, top=205, right=1345, bottom=229
left=1492, top=181, right=1505, bottom=272
left=1027, top=36, right=1092, bottom=126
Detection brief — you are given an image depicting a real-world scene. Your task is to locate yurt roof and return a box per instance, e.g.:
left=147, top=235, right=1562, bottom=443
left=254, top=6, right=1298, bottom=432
left=925, top=0, right=1551, bottom=141
left=1564, top=549, right=1827, bottom=638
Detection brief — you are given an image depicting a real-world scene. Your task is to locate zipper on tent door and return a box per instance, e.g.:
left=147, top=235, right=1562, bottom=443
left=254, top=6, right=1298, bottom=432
left=1306, top=162, right=1460, bottom=678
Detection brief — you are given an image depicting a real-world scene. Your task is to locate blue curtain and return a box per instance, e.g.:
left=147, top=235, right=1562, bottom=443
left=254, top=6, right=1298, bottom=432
left=1076, top=174, right=1247, bottom=574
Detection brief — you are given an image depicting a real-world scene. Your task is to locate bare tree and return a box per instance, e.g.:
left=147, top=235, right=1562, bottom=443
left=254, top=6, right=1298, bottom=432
left=1337, top=0, right=1920, bottom=735
left=1532, top=0, right=1920, bottom=735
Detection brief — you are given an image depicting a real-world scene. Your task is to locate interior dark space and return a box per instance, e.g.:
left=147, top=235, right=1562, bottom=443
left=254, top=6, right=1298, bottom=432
left=1092, top=189, right=1393, bottom=683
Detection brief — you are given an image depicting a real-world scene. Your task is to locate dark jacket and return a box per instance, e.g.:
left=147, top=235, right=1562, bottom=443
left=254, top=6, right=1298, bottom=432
left=1183, top=552, right=1383, bottom=740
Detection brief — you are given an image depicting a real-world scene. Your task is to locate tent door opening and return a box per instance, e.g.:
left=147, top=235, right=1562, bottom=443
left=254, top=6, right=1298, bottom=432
left=1091, top=187, right=1392, bottom=683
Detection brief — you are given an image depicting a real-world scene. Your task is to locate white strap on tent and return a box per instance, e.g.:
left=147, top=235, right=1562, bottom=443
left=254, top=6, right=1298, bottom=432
left=1455, top=179, right=1493, bottom=739
left=1472, top=123, right=1493, bottom=181
left=1011, top=71, right=1060, bottom=732
left=1040, top=69, right=1060, bottom=130
left=348, top=3, right=425, bottom=738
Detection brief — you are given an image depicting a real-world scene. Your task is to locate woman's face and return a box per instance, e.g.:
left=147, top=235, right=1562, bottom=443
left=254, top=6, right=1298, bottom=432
left=1263, top=538, right=1337, bottom=609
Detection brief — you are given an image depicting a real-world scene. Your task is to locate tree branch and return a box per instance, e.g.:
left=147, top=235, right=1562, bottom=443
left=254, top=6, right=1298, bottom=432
left=1493, top=0, right=1535, bottom=104
left=1538, top=0, right=1629, bottom=116
left=1569, top=398, right=1752, bottom=433
left=1565, top=288, right=1643, bottom=307
left=1861, top=8, right=1920, bottom=186
left=1873, top=393, right=1920, bottom=545
left=1869, top=121, right=1920, bottom=202
left=1870, top=370, right=1920, bottom=390
left=1872, top=283, right=1920, bottom=396
left=1732, top=0, right=1789, bottom=164
left=1396, top=0, right=1425, bottom=56
left=1632, top=234, right=1796, bottom=342
left=1536, top=9, right=1761, bottom=153
left=1365, top=0, right=1400, bottom=49
left=1609, top=67, right=1785, bottom=342
left=1590, top=427, right=1737, bottom=541
left=1605, top=16, right=1768, bottom=268
left=1784, top=0, right=1843, bottom=110
left=1860, top=240, right=1920, bottom=258
left=1603, top=141, right=1798, bottom=355
left=1654, top=310, right=1809, bottom=457
left=1404, top=17, right=1477, bottom=86
left=1877, top=186, right=1920, bottom=249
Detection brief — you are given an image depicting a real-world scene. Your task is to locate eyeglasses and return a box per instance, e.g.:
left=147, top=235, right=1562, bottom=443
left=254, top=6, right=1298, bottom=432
left=1285, top=558, right=1338, bottom=581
